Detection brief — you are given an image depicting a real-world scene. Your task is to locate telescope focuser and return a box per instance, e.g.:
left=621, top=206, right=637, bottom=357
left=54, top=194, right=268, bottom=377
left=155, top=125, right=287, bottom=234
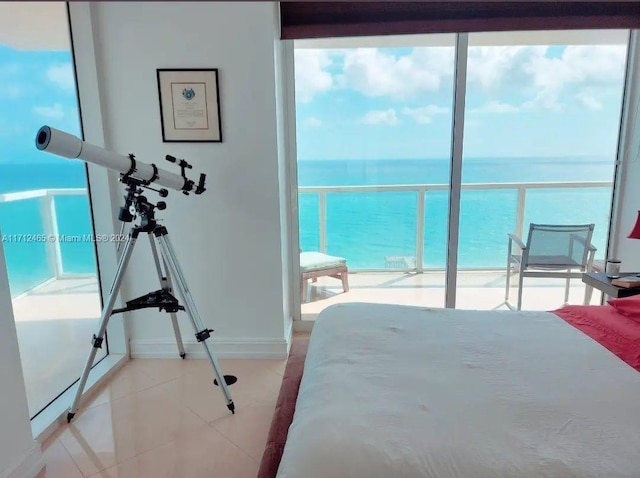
left=196, top=173, right=206, bottom=194
left=166, top=155, right=206, bottom=195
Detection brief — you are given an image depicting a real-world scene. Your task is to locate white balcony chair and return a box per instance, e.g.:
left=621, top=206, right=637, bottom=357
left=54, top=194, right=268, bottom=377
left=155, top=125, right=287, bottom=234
left=300, top=251, right=349, bottom=303
left=505, top=224, right=596, bottom=310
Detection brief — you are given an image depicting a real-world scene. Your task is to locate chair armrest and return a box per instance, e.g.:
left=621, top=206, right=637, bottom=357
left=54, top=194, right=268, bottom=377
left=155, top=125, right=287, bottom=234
left=507, top=233, right=527, bottom=250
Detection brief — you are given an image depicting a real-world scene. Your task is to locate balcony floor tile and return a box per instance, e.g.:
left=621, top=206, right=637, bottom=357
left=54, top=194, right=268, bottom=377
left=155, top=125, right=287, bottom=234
left=301, top=270, right=602, bottom=319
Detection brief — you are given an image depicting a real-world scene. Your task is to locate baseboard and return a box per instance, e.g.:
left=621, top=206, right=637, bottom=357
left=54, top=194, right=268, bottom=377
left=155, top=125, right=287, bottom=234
left=0, top=443, right=43, bottom=478
left=130, top=336, right=289, bottom=359
left=285, top=317, right=294, bottom=353
left=293, top=320, right=314, bottom=333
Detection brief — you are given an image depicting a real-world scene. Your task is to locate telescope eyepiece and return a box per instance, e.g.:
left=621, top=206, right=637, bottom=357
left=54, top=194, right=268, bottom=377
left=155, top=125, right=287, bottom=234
left=165, top=155, right=176, bottom=163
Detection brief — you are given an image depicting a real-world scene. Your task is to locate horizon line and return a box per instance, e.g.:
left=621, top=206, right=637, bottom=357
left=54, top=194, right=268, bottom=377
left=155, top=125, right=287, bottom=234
left=298, top=155, right=613, bottom=161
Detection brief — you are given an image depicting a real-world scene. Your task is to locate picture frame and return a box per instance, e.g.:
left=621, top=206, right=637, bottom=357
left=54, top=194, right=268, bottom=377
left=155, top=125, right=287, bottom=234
left=156, top=68, right=222, bottom=142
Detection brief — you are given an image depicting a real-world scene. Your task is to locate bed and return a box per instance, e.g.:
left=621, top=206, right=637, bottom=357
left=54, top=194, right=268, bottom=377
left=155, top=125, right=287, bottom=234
left=260, top=302, right=640, bottom=478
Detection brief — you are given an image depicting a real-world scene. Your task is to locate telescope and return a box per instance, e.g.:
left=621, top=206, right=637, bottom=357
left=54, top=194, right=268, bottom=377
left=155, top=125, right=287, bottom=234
left=35, top=125, right=206, bottom=195
left=34, top=125, right=237, bottom=424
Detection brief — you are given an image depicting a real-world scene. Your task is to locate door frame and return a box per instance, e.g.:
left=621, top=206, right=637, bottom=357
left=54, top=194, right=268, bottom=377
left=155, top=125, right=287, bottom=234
left=444, top=33, right=469, bottom=308
left=282, top=30, right=629, bottom=318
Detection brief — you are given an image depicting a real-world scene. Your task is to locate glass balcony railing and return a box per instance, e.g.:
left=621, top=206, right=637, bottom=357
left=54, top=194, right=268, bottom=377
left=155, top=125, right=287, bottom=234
left=299, top=181, right=612, bottom=271
left=0, top=188, right=97, bottom=297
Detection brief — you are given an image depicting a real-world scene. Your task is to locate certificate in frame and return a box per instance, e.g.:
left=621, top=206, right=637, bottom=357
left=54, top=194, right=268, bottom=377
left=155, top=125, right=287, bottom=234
left=156, top=68, right=222, bottom=142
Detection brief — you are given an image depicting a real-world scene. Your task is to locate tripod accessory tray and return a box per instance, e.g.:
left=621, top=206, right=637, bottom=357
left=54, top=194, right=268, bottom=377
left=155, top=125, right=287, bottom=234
left=111, top=289, right=185, bottom=315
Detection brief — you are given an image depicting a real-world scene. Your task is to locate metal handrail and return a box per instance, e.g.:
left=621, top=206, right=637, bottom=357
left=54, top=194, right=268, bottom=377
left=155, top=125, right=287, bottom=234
left=299, top=181, right=613, bottom=273
left=0, top=188, right=86, bottom=203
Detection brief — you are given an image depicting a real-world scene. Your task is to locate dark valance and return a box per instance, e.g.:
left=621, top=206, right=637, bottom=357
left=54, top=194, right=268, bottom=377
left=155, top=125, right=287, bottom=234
left=280, top=2, right=640, bottom=39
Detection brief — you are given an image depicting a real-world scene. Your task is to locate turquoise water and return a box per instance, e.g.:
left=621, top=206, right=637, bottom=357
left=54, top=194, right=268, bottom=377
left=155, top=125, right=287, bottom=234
left=0, top=156, right=614, bottom=295
left=0, top=162, right=96, bottom=296
left=298, top=157, right=614, bottom=269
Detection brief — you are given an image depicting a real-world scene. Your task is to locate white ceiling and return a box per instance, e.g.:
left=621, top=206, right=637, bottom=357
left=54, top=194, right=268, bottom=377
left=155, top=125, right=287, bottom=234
left=0, top=2, right=70, bottom=51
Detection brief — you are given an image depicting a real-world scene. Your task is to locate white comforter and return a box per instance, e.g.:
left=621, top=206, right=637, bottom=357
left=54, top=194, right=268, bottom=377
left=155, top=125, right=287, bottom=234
left=276, top=303, right=640, bottom=478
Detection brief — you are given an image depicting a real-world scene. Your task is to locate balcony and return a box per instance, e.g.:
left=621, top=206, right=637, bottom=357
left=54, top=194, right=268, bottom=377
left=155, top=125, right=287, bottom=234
left=299, top=180, right=611, bottom=319
left=1, top=188, right=102, bottom=417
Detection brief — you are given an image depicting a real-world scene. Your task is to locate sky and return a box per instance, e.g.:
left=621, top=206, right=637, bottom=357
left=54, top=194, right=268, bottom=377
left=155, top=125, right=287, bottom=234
left=0, top=45, right=80, bottom=164
left=0, top=39, right=629, bottom=164
left=294, top=41, right=628, bottom=160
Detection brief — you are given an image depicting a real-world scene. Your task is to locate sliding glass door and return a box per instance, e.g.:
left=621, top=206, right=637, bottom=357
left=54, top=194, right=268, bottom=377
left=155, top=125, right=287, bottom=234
left=455, top=30, right=628, bottom=310
left=0, top=2, right=104, bottom=417
left=290, top=28, right=630, bottom=319
left=293, top=34, right=456, bottom=319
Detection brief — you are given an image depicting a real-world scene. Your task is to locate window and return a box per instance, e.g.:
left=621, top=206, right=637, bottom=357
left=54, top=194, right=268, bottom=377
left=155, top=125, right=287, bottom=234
left=0, top=2, right=104, bottom=418
left=294, top=34, right=456, bottom=318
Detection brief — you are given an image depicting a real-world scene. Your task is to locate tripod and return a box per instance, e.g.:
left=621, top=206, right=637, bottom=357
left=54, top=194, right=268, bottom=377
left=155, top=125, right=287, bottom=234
left=66, top=177, right=235, bottom=423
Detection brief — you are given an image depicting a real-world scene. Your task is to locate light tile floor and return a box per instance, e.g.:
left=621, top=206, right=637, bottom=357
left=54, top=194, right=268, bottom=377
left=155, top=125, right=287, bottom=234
left=302, top=270, right=603, bottom=319
left=16, top=271, right=602, bottom=416
left=13, top=277, right=102, bottom=417
left=36, top=356, right=288, bottom=478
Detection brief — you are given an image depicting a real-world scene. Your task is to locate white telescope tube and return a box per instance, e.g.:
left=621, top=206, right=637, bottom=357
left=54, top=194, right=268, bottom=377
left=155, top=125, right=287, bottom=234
left=35, top=126, right=188, bottom=192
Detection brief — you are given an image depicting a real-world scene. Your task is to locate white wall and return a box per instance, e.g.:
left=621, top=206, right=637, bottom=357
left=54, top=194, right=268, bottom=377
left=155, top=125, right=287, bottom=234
left=0, top=238, right=43, bottom=478
left=69, top=2, right=129, bottom=356
left=610, top=32, right=640, bottom=270
left=77, top=1, right=292, bottom=357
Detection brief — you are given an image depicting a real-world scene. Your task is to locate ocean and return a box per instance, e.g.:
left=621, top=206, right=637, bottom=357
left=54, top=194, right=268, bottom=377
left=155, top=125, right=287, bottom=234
left=297, top=157, right=614, bottom=270
left=0, top=156, right=614, bottom=296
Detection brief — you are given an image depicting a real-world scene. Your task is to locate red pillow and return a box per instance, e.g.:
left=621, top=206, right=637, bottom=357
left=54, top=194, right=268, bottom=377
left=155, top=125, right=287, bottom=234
left=608, top=296, right=640, bottom=322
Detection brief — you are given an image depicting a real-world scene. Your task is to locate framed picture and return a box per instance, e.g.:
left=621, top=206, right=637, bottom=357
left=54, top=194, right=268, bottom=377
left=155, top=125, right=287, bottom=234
left=156, top=68, right=222, bottom=142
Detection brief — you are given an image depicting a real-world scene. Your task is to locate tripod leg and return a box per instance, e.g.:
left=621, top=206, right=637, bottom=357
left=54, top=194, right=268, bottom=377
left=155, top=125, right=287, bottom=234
left=154, top=228, right=235, bottom=414
left=148, top=233, right=186, bottom=358
left=67, top=229, right=140, bottom=422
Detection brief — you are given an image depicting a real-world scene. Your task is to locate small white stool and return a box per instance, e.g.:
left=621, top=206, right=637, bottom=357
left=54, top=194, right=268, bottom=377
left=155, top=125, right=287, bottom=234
left=300, top=252, right=349, bottom=302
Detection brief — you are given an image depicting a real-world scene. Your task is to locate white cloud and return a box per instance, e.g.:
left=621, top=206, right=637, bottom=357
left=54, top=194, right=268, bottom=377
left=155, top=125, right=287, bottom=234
left=293, top=44, right=626, bottom=113
left=575, top=88, right=604, bottom=110
left=467, top=46, right=547, bottom=93
left=294, top=50, right=333, bottom=103
left=46, top=63, right=75, bottom=90
left=469, top=100, right=519, bottom=114
left=33, top=104, right=65, bottom=119
left=526, top=45, right=626, bottom=88
left=401, top=105, right=448, bottom=124
left=467, top=44, right=626, bottom=111
left=338, top=47, right=454, bottom=99
left=359, top=109, right=399, bottom=125
left=304, top=117, right=323, bottom=127
left=523, top=45, right=626, bottom=110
